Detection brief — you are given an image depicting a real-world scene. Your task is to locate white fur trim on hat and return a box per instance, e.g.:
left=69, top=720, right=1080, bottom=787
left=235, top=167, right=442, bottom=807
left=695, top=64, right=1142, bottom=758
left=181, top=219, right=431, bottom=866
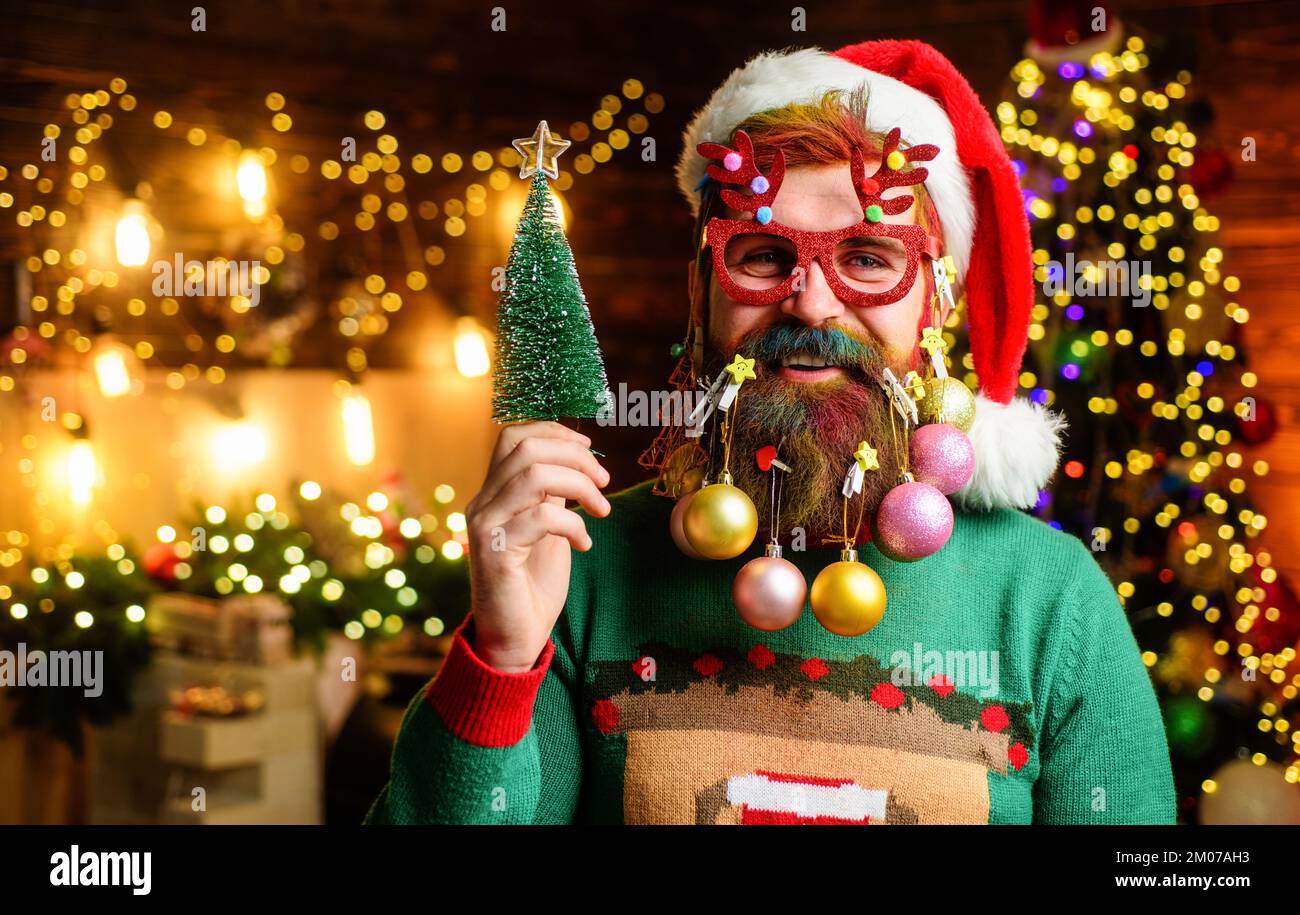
left=955, top=394, right=1067, bottom=511
left=676, top=47, right=975, bottom=280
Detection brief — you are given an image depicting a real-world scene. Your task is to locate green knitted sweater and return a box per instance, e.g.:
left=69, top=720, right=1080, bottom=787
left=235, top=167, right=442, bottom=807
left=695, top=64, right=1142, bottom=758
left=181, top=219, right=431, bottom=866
left=366, top=480, right=1176, bottom=825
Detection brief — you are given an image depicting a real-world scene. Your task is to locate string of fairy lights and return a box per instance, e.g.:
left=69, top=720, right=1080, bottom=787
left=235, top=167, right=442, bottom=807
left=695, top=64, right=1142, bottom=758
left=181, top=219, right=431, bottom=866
left=0, top=76, right=663, bottom=639
left=997, top=35, right=1296, bottom=786
left=3, top=76, right=662, bottom=374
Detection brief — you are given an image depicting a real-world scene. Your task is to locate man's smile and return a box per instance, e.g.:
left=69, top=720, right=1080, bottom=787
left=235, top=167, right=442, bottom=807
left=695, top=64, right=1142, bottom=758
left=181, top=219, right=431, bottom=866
left=776, top=357, right=847, bottom=383
left=770, top=348, right=873, bottom=384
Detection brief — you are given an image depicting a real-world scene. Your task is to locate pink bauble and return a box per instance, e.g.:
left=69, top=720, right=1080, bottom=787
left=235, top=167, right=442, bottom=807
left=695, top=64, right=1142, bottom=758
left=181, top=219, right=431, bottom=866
left=873, top=481, right=954, bottom=562
left=733, top=552, right=806, bottom=631
left=670, top=491, right=704, bottom=558
left=909, top=423, right=975, bottom=495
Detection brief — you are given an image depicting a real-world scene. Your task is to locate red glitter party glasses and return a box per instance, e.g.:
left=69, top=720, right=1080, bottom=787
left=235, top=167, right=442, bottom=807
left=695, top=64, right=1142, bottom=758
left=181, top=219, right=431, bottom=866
left=703, top=218, right=939, bottom=308
left=698, top=128, right=942, bottom=308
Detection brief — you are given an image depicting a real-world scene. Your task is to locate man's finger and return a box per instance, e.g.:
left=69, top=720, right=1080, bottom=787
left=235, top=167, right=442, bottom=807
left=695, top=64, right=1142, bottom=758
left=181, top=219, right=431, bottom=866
left=478, top=436, right=609, bottom=506
left=475, top=463, right=610, bottom=529
left=490, top=421, right=591, bottom=468
left=498, top=502, right=592, bottom=552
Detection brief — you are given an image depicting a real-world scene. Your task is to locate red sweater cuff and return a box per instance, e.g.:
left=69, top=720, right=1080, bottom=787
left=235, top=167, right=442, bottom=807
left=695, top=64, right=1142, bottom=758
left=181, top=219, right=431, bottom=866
left=425, top=615, right=555, bottom=747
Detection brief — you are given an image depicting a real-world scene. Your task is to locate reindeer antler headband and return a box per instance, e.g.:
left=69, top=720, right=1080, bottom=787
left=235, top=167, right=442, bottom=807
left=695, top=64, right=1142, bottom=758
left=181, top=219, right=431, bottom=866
left=696, top=127, right=943, bottom=309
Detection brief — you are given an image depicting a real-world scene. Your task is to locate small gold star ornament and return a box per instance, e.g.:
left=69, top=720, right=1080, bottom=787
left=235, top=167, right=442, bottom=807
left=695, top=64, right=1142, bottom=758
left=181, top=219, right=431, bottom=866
left=723, top=354, right=757, bottom=386
left=854, top=440, right=879, bottom=472
left=919, top=326, right=947, bottom=359
left=512, top=120, right=571, bottom=180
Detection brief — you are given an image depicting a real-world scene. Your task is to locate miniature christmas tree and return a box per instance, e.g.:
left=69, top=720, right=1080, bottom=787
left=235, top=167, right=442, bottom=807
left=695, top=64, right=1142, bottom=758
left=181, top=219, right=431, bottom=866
left=491, top=121, right=610, bottom=424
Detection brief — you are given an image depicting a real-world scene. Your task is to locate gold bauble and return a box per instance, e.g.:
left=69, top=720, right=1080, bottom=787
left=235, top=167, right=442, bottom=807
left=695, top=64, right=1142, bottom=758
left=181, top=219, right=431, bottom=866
left=679, top=466, right=705, bottom=497
left=917, top=376, right=976, bottom=433
left=663, top=442, right=708, bottom=498
left=682, top=478, right=758, bottom=560
left=810, top=550, right=887, bottom=636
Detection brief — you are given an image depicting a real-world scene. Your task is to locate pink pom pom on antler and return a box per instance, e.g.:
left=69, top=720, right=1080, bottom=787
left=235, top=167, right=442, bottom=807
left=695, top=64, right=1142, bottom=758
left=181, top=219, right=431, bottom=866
left=697, top=130, right=786, bottom=217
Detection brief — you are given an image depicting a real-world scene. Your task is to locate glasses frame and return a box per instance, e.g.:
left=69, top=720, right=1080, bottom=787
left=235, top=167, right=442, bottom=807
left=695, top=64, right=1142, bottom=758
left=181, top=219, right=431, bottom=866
left=701, top=216, right=941, bottom=308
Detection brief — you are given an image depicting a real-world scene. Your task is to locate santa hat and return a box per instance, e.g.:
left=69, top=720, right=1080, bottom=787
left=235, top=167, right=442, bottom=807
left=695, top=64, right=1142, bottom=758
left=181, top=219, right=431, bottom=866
left=675, top=41, right=1064, bottom=511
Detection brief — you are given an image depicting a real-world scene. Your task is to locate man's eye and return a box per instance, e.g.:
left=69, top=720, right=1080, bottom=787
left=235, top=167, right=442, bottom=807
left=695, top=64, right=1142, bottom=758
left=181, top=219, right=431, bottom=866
left=843, top=252, right=886, bottom=269
left=742, top=249, right=793, bottom=272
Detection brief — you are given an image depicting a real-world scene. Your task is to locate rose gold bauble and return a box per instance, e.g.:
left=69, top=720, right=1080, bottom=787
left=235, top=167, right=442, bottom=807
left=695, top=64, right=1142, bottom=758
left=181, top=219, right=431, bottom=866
left=682, top=475, right=759, bottom=560
left=810, top=549, right=887, bottom=637
left=670, top=490, right=705, bottom=558
left=733, top=544, right=806, bottom=631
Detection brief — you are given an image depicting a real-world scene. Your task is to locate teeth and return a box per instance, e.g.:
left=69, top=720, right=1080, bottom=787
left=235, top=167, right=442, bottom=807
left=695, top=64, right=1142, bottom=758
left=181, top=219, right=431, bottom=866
left=781, top=352, right=829, bottom=368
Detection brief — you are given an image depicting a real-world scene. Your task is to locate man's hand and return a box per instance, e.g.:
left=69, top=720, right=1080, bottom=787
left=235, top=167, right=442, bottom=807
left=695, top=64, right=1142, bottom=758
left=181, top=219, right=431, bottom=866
left=464, top=421, right=610, bottom=672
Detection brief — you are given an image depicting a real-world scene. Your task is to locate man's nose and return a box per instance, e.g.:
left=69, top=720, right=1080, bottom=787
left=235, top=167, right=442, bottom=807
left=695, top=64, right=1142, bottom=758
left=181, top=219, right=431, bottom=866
left=780, top=258, right=844, bottom=326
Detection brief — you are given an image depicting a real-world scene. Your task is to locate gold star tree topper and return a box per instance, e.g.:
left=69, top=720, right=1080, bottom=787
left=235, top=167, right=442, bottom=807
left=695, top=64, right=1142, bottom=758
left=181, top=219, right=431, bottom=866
left=512, top=120, right=571, bottom=180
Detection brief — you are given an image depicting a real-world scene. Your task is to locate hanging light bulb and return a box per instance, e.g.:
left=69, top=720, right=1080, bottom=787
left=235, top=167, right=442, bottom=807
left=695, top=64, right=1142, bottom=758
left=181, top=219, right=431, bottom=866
left=91, top=336, right=135, bottom=398
left=114, top=199, right=151, bottom=267
left=67, top=439, right=98, bottom=506
left=341, top=391, right=375, bottom=466
left=454, top=317, right=490, bottom=378
left=236, top=150, right=269, bottom=220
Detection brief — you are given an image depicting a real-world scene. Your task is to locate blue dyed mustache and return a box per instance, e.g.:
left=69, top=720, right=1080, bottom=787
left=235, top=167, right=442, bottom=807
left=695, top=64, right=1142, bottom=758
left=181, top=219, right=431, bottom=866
left=741, top=323, right=880, bottom=370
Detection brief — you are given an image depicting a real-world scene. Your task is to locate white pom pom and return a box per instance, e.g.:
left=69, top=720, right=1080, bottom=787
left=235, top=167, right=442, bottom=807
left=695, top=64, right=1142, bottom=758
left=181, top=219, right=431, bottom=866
left=954, top=394, right=1067, bottom=511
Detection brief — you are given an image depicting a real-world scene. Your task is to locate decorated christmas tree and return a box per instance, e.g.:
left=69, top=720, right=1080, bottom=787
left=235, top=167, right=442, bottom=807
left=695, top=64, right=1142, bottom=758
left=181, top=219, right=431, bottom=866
left=492, top=121, right=610, bottom=424
left=982, top=14, right=1300, bottom=821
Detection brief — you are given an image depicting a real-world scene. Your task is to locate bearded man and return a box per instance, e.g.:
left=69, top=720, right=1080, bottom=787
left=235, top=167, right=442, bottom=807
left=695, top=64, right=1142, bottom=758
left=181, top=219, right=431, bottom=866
left=367, top=41, right=1176, bottom=825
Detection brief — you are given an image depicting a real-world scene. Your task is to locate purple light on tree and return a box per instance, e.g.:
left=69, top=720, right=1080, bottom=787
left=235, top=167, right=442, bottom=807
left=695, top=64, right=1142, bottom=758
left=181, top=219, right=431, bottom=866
left=1066, top=304, right=1084, bottom=321
left=1022, top=188, right=1038, bottom=219
left=1060, top=363, right=1081, bottom=381
left=1073, top=119, right=1093, bottom=139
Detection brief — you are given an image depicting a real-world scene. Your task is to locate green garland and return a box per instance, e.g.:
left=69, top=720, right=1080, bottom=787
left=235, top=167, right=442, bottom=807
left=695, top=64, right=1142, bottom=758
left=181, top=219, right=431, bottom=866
left=0, top=482, right=471, bottom=750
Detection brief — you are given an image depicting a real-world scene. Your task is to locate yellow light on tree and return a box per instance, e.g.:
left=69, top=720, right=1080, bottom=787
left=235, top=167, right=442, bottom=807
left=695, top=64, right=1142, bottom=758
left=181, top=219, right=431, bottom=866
left=236, top=150, right=269, bottom=219
left=342, top=392, right=376, bottom=466
left=67, top=439, right=98, bottom=505
left=114, top=199, right=151, bottom=267
left=91, top=336, right=134, bottom=397
left=454, top=317, right=490, bottom=378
